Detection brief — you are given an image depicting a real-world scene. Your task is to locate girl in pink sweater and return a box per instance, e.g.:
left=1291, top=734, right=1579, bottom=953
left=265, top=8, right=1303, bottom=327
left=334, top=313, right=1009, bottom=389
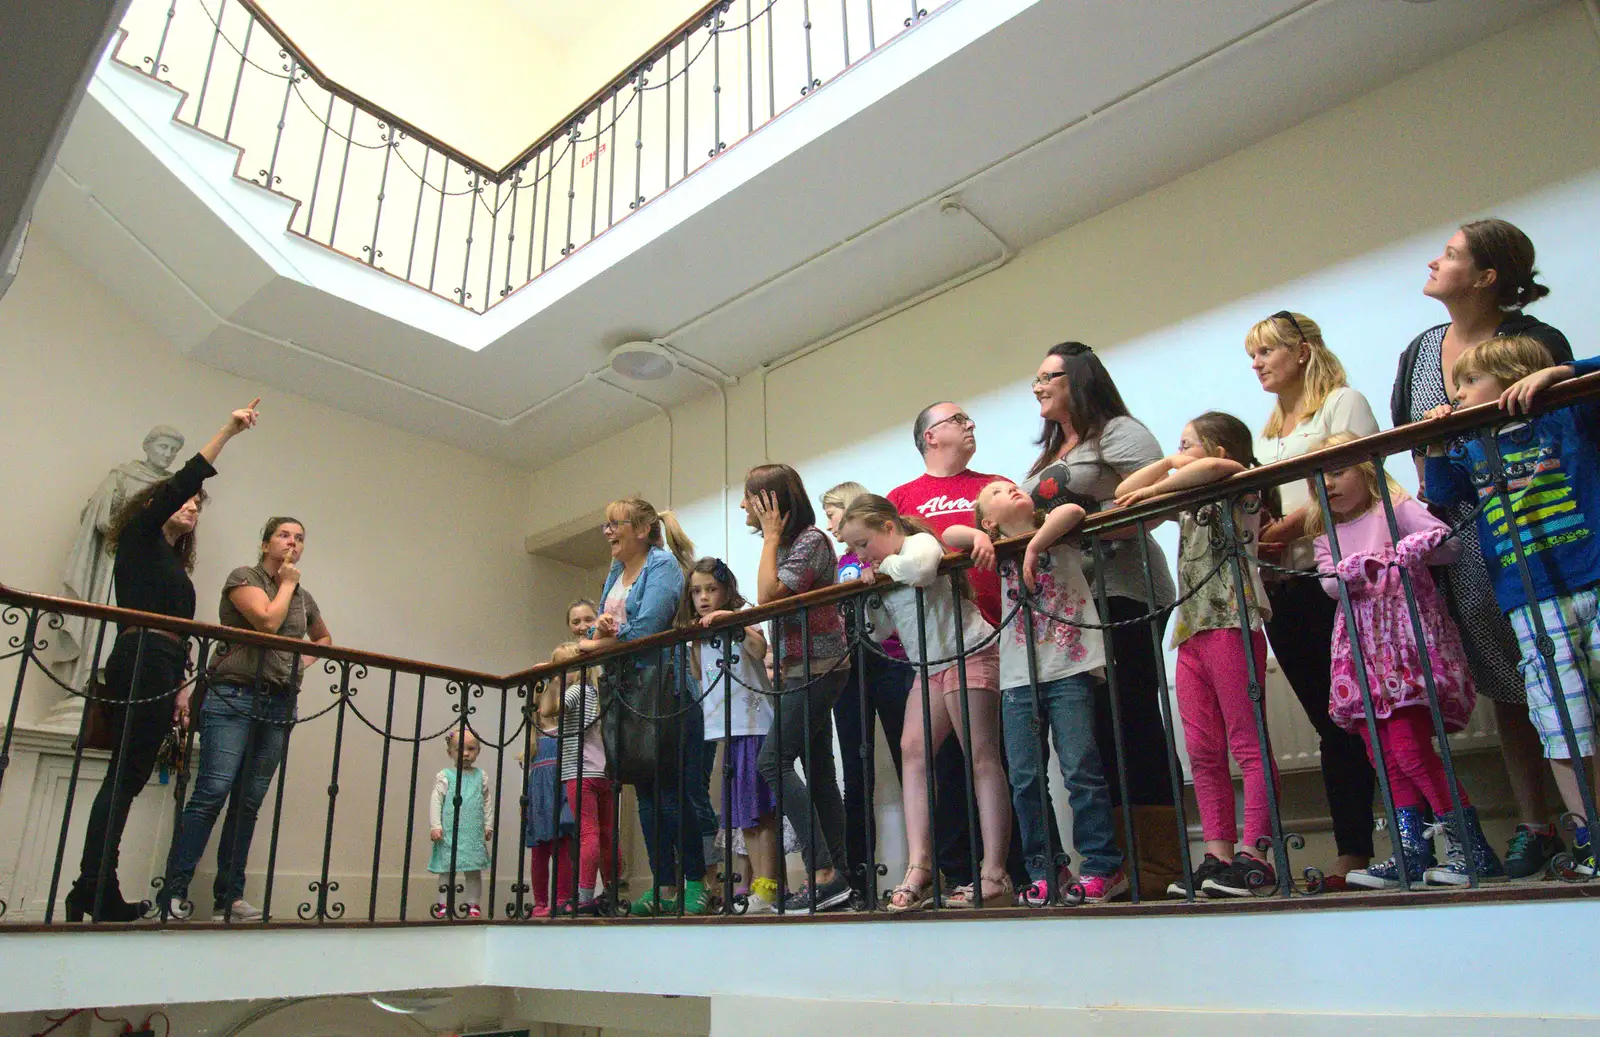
left=1309, top=433, right=1502, bottom=888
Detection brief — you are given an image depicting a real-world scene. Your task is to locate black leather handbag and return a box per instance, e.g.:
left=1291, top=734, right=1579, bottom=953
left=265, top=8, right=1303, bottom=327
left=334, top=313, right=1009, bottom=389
left=599, top=655, right=682, bottom=787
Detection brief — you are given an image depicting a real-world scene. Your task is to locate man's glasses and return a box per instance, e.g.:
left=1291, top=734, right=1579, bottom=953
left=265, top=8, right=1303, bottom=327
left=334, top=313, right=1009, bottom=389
left=925, top=411, right=976, bottom=434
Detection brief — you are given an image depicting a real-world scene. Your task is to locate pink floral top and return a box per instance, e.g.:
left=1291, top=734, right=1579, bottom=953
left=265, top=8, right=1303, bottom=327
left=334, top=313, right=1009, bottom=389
left=996, top=542, right=1105, bottom=690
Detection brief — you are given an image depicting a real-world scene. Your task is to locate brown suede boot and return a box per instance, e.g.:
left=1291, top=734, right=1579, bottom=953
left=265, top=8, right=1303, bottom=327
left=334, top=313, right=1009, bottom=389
left=1111, top=805, right=1185, bottom=900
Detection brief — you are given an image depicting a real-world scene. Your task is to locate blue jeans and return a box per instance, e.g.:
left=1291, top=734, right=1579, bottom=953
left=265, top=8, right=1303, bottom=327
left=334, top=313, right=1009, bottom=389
left=1001, top=674, right=1121, bottom=879
left=163, top=681, right=295, bottom=907
left=636, top=695, right=715, bottom=885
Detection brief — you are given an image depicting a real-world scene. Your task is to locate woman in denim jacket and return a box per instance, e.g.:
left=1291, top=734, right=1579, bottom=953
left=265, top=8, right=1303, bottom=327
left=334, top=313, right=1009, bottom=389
left=578, top=497, right=715, bottom=914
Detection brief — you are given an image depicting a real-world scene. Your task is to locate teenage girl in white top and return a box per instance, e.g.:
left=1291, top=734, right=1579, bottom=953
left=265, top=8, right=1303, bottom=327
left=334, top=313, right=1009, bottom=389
left=838, top=494, right=1012, bottom=910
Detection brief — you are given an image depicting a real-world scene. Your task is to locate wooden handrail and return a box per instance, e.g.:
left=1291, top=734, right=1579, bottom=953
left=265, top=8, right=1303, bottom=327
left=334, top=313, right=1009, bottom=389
left=6, top=371, right=1596, bottom=690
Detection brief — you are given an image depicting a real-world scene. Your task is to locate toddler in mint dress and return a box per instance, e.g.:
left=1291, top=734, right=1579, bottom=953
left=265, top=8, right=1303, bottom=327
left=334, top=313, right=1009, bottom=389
left=429, top=728, right=494, bottom=918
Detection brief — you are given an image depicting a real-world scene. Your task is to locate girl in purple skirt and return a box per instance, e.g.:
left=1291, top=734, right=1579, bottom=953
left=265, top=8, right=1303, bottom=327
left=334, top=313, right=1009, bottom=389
left=684, top=558, right=783, bottom=914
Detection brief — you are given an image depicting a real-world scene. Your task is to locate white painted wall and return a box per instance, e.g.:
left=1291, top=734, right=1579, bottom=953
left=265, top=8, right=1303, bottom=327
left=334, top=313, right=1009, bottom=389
left=0, top=233, right=591, bottom=911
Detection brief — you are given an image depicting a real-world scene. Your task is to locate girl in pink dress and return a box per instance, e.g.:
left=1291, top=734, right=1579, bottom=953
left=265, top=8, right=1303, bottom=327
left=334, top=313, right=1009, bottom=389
left=1309, top=433, right=1504, bottom=888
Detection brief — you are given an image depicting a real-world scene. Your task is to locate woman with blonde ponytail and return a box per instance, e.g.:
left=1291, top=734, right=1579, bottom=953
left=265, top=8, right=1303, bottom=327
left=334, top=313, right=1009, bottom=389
left=579, top=497, right=718, bottom=915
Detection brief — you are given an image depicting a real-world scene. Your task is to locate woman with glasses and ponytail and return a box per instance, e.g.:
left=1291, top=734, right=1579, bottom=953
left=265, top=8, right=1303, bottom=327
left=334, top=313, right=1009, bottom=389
left=1247, top=311, right=1380, bottom=888
left=1391, top=219, right=1572, bottom=880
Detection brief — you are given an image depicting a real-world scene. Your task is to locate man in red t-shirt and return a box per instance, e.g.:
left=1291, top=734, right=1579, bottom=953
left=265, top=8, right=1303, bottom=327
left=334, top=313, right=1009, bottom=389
left=887, top=401, right=1002, bottom=626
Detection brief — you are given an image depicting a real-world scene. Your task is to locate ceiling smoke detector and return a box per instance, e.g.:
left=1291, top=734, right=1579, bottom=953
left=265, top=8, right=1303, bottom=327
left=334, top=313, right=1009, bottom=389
left=609, top=340, right=677, bottom=381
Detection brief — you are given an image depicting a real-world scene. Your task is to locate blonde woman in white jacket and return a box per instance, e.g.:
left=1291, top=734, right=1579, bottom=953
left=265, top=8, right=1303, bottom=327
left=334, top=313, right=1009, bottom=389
left=838, top=494, right=1012, bottom=911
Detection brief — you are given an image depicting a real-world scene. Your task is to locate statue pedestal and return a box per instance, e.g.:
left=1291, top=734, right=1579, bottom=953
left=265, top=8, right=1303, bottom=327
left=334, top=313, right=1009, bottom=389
left=37, top=693, right=85, bottom=736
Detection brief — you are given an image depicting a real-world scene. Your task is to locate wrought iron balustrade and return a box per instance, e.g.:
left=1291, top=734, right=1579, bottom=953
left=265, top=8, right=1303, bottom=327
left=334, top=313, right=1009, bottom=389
left=2, top=372, right=1598, bottom=928
left=108, top=0, right=944, bottom=313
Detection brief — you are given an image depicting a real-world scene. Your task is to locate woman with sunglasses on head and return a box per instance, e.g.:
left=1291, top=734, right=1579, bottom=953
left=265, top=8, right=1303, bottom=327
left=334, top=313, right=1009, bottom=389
left=1391, top=219, right=1572, bottom=880
left=1022, top=341, right=1179, bottom=899
left=1247, top=311, right=1379, bottom=887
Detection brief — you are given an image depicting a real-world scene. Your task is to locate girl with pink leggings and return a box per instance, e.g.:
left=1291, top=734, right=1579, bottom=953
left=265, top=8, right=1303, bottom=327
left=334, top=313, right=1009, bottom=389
left=1115, top=411, right=1280, bottom=899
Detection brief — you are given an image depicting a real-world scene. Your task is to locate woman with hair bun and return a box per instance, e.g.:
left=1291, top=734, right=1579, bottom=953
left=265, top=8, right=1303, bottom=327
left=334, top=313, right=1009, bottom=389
left=1391, top=218, right=1573, bottom=879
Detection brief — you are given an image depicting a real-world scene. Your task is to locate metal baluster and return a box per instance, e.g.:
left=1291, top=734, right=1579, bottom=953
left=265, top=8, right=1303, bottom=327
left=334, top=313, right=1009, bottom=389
left=853, top=596, right=880, bottom=909
left=93, top=628, right=150, bottom=920
left=483, top=180, right=502, bottom=306
left=262, top=57, right=297, bottom=191
left=1312, top=469, right=1409, bottom=890
left=490, top=682, right=510, bottom=919
left=511, top=682, right=533, bottom=919
left=303, top=93, right=336, bottom=236
left=721, top=629, right=736, bottom=913
left=802, top=0, right=817, bottom=95
left=906, top=0, right=921, bottom=25
left=562, top=126, right=578, bottom=257
left=1373, top=459, right=1476, bottom=886
left=651, top=647, right=665, bottom=914
left=772, top=616, right=787, bottom=910
left=308, top=661, right=352, bottom=921
left=682, top=32, right=691, bottom=180
left=457, top=173, right=481, bottom=309
left=1019, top=594, right=1062, bottom=904
left=766, top=0, right=776, bottom=118
left=1090, top=538, right=1140, bottom=901
left=632, top=73, right=646, bottom=212
left=566, top=665, right=584, bottom=916
left=445, top=696, right=472, bottom=918
left=427, top=161, right=450, bottom=291
left=541, top=147, right=555, bottom=272
left=222, top=19, right=253, bottom=140
left=525, top=150, right=541, bottom=281
left=948, top=572, right=983, bottom=906
left=664, top=46, right=673, bottom=191
left=801, top=607, right=817, bottom=911
left=365, top=125, right=396, bottom=267
left=609, top=755, right=624, bottom=916
left=405, top=150, right=431, bottom=282
left=1476, top=429, right=1600, bottom=869
left=368, top=671, right=398, bottom=921
left=841, top=0, right=851, bottom=64
left=148, top=0, right=178, bottom=80
left=913, top=588, right=941, bottom=907
left=222, top=651, right=271, bottom=924
left=866, top=0, right=877, bottom=53
left=260, top=661, right=299, bottom=924
left=327, top=104, right=357, bottom=246
left=399, top=674, right=426, bottom=920
left=606, top=91, right=619, bottom=228
left=503, top=164, right=520, bottom=298
left=745, top=0, right=755, bottom=133
left=674, top=652, right=688, bottom=917
left=193, top=0, right=228, bottom=126
left=590, top=107, right=603, bottom=241
left=43, top=613, right=115, bottom=923
left=711, top=11, right=724, bottom=159
left=1211, top=503, right=1291, bottom=896
left=157, top=645, right=209, bottom=920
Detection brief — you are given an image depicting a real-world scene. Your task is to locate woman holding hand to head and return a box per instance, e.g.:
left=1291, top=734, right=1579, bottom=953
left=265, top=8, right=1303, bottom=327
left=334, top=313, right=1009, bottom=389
left=1247, top=311, right=1379, bottom=886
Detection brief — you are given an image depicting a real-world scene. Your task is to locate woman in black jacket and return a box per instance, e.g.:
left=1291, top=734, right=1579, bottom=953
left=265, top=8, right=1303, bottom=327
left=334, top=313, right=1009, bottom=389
left=1391, top=218, right=1571, bottom=881
left=67, top=399, right=259, bottom=921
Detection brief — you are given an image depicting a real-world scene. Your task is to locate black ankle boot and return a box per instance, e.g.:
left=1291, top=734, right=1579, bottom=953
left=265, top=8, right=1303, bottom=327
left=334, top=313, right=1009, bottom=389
left=64, top=877, right=144, bottom=922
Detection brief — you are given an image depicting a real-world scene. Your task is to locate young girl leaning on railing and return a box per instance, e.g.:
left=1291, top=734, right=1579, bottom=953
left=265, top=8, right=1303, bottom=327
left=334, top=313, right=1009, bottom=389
left=1308, top=432, right=1503, bottom=890
left=945, top=479, right=1127, bottom=905
left=1112, top=411, right=1279, bottom=900
left=838, top=494, right=1012, bottom=911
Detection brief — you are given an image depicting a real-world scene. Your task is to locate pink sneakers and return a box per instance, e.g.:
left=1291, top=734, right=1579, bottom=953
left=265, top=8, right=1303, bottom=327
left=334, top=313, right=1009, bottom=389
left=1076, top=869, right=1130, bottom=904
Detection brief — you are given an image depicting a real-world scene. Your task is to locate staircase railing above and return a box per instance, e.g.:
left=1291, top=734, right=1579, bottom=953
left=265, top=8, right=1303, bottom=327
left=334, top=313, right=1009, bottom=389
left=109, top=0, right=944, bottom=312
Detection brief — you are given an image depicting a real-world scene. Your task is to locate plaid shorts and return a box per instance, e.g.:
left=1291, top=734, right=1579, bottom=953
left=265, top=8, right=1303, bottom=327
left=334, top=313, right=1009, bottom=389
left=1510, top=588, right=1600, bottom=759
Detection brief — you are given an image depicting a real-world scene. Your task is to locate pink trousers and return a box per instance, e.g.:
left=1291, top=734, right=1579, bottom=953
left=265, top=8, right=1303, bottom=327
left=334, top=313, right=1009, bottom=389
left=1356, top=706, right=1470, bottom=815
left=1176, top=629, right=1278, bottom=849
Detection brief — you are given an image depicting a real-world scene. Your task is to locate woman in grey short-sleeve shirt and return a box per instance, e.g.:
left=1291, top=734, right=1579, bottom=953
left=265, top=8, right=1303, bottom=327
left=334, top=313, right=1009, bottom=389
left=1021, top=340, right=1178, bottom=897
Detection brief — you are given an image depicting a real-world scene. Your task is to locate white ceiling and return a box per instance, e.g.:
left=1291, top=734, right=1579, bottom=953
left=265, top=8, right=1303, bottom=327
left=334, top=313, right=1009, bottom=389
left=32, top=0, right=1567, bottom=470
